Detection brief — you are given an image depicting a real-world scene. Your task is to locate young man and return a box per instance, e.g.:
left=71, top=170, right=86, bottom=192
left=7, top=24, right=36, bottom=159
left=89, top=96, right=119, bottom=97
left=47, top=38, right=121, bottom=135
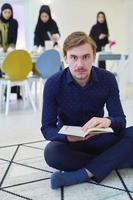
left=41, top=31, right=133, bottom=189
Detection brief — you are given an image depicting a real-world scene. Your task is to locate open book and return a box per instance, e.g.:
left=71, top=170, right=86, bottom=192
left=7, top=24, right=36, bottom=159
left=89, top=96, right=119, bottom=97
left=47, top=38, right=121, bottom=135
left=59, top=125, right=113, bottom=137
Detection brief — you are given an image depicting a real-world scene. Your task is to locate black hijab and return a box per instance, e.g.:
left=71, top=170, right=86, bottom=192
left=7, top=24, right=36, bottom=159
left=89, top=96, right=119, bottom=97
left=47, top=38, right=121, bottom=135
left=89, top=11, right=109, bottom=51
left=34, top=5, right=60, bottom=46
left=0, top=3, right=18, bottom=45
left=0, top=3, right=13, bottom=23
left=96, top=11, right=109, bottom=36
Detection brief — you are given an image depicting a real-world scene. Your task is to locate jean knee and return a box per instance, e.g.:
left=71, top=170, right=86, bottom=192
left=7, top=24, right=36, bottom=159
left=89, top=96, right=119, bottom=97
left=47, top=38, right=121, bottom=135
left=44, top=141, right=64, bottom=168
left=125, top=126, right=133, bottom=138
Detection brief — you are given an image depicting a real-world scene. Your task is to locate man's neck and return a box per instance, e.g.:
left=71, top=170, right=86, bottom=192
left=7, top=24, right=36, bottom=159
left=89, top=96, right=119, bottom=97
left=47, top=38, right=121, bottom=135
left=74, top=77, right=90, bottom=87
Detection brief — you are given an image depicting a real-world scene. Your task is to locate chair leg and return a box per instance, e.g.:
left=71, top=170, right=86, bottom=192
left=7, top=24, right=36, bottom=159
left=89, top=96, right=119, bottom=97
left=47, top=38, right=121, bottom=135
left=21, top=84, right=27, bottom=108
left=24, top=80, right=37, bottom=112
left=5, top=81, right=11, bottom=115
left=38, top=78, right=45, bottom=110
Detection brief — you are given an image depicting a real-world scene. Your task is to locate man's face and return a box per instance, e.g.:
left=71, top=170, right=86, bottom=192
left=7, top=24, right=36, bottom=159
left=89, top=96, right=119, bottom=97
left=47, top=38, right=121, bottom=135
left=65, top=43, right=95, bottom=85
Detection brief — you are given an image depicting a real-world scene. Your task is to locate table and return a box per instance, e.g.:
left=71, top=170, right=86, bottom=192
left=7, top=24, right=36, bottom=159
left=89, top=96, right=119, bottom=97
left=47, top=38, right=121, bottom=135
left=95, top=52, right=129, bottom=100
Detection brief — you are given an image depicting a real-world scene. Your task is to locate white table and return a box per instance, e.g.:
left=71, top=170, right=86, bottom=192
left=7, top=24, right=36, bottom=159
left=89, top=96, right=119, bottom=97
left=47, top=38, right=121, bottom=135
left=95, top=52, right=129, bottom=100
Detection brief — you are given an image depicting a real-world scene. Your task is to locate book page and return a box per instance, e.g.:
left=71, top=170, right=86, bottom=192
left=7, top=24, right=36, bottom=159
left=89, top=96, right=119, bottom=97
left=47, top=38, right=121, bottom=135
left=87, top=127, right=113, bottom=135
left=59, top=126, right=113, bottom=137
left=59, top=126, right=86, bottom=137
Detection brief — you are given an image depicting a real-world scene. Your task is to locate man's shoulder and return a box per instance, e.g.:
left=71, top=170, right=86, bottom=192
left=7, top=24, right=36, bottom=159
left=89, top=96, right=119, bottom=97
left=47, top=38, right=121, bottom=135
left=93, top=66, right=116, bottom=81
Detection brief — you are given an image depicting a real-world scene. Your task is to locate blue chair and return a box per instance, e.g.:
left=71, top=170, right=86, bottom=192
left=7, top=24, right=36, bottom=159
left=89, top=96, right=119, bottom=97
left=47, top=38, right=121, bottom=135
left=35, top=49, right=62, bottom=79
left=34, top=49, right=62, bottom=108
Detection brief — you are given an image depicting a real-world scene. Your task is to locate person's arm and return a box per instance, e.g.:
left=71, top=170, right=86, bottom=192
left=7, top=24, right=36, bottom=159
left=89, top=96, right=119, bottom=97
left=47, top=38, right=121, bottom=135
left=34, top=23, right=44, bottom=47
left=8, top=19, right=18, bottom=46
left=49, top=20, right=60, bottom=43
left=89, top=25, right=99, bottom=43
left=41, top=78, right=67, bottom=142
left=105, top=74, right=126, bottom=132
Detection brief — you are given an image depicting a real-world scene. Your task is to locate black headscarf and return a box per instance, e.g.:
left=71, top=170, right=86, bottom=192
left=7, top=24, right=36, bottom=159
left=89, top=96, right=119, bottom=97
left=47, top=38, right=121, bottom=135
left=89, top=11, right=109, bottom=51
left=96, top=11, right=109, bottom=36
left=0, top=3, right=18, bottom=45
left=0, top=3, right=13, bottom=23
left=34, top=5, right=60, bottom=46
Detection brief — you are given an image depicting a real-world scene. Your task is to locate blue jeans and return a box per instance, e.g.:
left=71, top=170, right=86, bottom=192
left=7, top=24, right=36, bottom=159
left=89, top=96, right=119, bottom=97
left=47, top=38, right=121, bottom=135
left=44, top=126, right=133, bottom=182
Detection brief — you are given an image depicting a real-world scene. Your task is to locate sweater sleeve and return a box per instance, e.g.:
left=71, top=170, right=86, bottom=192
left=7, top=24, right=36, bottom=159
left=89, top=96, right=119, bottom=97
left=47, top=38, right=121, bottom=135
left=41, top=78, right=67, bottom=142
left=8, top=19, right=18, bottom=45
left=106, top=74, right=126, bottom=132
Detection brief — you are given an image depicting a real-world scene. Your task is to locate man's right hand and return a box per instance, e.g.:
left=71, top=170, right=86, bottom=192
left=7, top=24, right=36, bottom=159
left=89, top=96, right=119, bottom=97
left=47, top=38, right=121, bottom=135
left=66, top=134, right=93, bottom=142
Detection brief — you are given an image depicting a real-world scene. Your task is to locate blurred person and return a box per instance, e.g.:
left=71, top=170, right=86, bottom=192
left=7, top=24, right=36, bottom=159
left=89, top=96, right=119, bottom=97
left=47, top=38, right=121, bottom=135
left=0, top=3, right=18, bottom=52
left=34, top=5, right=60, bottom=52
left=89, top=11, right=109, bottom=69
left=0, top=3, right=21, bottom=99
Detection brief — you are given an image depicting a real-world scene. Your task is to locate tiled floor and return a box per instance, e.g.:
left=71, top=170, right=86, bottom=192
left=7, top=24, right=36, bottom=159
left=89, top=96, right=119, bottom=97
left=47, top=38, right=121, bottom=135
left=0, top=140, right=133, bottom=200
left=0, top=83, right=133, bottom=200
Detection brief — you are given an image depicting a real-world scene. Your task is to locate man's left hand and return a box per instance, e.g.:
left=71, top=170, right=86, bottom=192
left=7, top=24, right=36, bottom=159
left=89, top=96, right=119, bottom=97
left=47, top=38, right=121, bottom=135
left=82, top=117, right=111, bottom=133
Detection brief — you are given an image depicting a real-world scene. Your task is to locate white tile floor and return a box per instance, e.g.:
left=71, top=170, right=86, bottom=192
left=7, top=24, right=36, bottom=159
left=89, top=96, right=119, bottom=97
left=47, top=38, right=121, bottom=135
left=0, top=83, right=133, bottom=200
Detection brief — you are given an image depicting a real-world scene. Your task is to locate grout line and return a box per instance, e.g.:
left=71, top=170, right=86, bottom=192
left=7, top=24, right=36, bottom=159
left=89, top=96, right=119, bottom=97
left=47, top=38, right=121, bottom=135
left=116, top=170, right=133, bottom=200
left=22, top=144, right=44, bottom=150
left=0, top=140, right=45, bottom=149
left=1, top=188, right=33, bottom=200
left=1, top=177, right=50, bottom=190
left=87, top=180, right=128, bottom=192
left=0, top=145, right=20, bottom=188
left=61, top=187, right=64, bottom=200
left=0, top=157, right=53, bottom=173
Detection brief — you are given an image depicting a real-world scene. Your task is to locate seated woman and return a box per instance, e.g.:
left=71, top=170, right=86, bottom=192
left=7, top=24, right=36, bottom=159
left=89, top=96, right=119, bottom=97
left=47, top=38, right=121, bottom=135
left=0, top=3, right=21, bottom=99
left=34, top=5, right=60, bottom=51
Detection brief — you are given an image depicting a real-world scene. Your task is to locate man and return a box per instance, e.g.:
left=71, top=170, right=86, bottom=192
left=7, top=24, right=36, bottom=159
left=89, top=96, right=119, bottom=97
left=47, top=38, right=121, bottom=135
left=41, top=31, right=133, bottom=189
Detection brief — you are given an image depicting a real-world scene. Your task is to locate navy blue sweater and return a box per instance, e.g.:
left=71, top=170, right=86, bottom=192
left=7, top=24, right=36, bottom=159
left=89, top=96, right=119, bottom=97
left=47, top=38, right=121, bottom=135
left=41, top=67, right=126, bottom=142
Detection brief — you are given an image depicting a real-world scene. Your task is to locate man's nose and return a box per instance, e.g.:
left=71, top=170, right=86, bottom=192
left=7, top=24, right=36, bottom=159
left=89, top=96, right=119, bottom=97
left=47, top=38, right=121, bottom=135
left=77, top=58, right=84, bottom=66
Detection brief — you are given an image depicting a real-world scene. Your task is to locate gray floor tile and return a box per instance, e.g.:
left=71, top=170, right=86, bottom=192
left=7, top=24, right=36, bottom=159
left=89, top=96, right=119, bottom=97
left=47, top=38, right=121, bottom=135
left=0, top=146, right=18, bottom=160
left=23, top=140, right=49, bottom=149
left=13, top=145, right=55, bottom=172
left=64, top=182, right=130, bottom=200
left=2, top=163, right=51, bottom=188
left=101, top=171, right=124, bottom=190
left=0, top=160, right=9, bottom=183
left=119, top=168, right=133, bottom=192
left=6, top=179, right=61, bottom=200
left=0, top=190, right=21, bottom=200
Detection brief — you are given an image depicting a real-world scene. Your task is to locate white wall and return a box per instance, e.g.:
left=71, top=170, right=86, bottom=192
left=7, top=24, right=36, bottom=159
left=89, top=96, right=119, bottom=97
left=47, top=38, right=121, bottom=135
left=29, top=0, right=133, bottom=52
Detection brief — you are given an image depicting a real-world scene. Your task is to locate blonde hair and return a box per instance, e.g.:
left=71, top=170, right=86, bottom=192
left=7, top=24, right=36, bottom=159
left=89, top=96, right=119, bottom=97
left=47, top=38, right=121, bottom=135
left=63, top=31, right=97, bottom=56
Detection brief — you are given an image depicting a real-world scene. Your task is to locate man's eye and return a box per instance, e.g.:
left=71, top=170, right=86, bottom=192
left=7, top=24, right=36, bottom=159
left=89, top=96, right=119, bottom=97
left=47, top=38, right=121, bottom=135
left=71, top=56, right=77, bottom=60
left=83, top=55, right=90, bottom=59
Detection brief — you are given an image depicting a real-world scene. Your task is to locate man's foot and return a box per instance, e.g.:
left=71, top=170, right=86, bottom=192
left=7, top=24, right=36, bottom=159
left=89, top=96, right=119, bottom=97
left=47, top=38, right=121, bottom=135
left=51, top=169, right=89, bottom=189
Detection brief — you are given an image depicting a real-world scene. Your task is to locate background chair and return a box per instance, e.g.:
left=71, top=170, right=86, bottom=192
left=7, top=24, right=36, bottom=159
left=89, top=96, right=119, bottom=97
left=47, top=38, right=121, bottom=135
left=35, top=48, right=62, bottom=79
left=35, top=49, right=62, bottom=108
left=0, top=49, right=36, bottom=115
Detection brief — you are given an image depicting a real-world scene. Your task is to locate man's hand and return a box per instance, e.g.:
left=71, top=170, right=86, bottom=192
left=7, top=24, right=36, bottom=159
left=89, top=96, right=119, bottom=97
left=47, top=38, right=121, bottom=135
left=66, top=117, right=111, bottom=142
left=82, top=117, right=111, bottom=133
left=66, top=135, right=85, bottom=142
left=66, top=133, right=95, bottom=142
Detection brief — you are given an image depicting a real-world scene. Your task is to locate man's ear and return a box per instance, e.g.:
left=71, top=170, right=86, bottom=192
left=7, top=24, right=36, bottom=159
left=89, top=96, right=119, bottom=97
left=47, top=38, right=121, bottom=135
left=93, top=53, right=96, bottom=63
left=64, top=56, right=68, bottom=64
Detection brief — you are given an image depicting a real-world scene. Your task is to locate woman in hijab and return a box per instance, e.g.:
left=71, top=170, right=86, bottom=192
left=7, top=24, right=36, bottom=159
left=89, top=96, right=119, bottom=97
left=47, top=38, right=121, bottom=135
left=89, top=11, right=109, bottom=69
left=0, top=3, right=21, bottom=99
left=34, top=5, right=60, bottom=50
left=0, top=3, right=18, bottom=53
